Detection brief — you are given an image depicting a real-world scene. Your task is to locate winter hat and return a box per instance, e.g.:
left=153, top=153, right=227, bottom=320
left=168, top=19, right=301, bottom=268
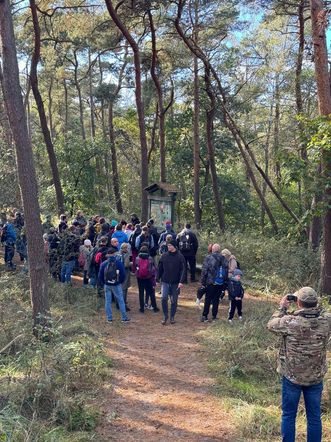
left=295, top=287, right=318, bottom=304
left=233, top=269, right=243, bottom=277
left=221, top=249, right=231, bottom=257
left=111, top=219, right=117, bottom=227
left=168, top=240, right=177, bottom=248
left=84, top=239, right=92, bottom=247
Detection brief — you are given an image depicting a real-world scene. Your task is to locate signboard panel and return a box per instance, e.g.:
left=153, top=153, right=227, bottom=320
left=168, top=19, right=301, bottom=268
left=150, top=199, right=172, bottom=228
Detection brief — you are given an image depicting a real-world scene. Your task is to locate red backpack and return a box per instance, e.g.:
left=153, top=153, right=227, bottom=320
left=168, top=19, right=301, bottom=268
left=136, top=257, right=153, bottom=279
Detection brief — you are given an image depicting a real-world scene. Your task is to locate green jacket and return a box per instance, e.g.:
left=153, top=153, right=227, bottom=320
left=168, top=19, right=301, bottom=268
left=267, top=307, right=331, bottom=386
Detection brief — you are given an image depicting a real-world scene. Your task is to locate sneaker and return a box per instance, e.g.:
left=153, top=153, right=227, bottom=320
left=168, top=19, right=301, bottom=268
left=153, top=307, right=160, bottom=313
left=200, top=316, right=208, bottom=323
left=170, top=318, right=176, bottom=324
left=228, top=319, right=233, bottom=324
left=195, top=298, right=201, bottom=306
left=239, top=316, right=243, bottom=321
left=161, top=318, right=168, bottom=325
left=107, top=319, right=113, bottom=323
left=212, top=317, right=219, bottom=322
left=121, top=318, right=131, bottom=323
left=147, top=305, right=154, bottom=310
left=144, top=304, right=149, bottom=309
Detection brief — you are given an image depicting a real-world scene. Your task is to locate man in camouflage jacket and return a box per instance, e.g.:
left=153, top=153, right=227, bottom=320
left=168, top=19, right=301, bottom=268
left=267, top=287, right=331, bottom=442
left=58, top=226, right=81, bottom=284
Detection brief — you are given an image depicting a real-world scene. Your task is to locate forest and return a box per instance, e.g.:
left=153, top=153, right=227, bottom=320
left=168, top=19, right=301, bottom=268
left=0, top=0, right=331, bottom=441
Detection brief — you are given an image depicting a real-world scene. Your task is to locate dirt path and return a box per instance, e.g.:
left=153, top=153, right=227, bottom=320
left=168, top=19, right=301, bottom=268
left=97, top=282, right=234, bottom=442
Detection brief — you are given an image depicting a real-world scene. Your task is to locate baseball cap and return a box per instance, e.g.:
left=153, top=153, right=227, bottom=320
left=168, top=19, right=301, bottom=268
left=295, top=287, right=318, bottom=304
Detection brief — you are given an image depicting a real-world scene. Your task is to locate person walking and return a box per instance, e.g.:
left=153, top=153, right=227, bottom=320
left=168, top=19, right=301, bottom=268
left=135, top=245, right=159, bottom=313
left=98, top=247, right=130, bottom=323
left=227, top=269, right=244, bottom=323
left=267, top=287, right=331, bottom=442
left=59, top=226, right=81, bottom=284
left=157, top=240, right=186, bottom=325
left=176, top=223, right=199, bottom=283
left=79, top=239, right=93, bottom=286
left=200, top=243, right=228, bottom=322
left=112, top=223, right=129, bottom=248
left=120, top=242, right=131, bottom=311
left=158, top=221, right=176, bottom=244
left=1, top=215, right=17, bottom=270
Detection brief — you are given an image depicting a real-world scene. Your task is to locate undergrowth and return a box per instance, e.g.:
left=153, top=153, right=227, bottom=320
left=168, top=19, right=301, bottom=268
left=201, top=296, right=331, bottom=441
left=0, top=270, right=112, bottom=441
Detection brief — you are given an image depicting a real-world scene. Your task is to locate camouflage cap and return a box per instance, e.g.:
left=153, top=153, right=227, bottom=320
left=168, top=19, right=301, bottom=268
left=295, top=286, right=318, bottom=304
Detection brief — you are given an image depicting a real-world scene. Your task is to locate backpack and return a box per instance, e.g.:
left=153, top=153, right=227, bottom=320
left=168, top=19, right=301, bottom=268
left=104, top=260, right=118, bottom=284
left=178, top=233, right=192, bottom=251
left=214, top=264, right=227, bottom=285
left=136, top=257, right=153, bottom=279
left=159, top=241, right=168, bottom=255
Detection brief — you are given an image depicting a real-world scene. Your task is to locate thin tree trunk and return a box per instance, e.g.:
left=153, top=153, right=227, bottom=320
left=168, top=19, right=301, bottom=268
left=108, top=100, right=123, bottom=214
left=72, top=50, right=86, bottom=141
left=193, top=0, right=201, bottom=229
left=148, top=9, right=166, bottom=182
left=148, top=102, right=158, bottom=164
left=0, top=0, right=50, bottom=329
left=48, top=76, right=54, bottom=141
left=29, top=0, right=64, bottom=215
left=63, top=78, right=68, bottom=136
left=273, top=74, right=281, bottom=185
left=261, top=103, right=273, bottom=231
left=204, top=67, right=225, bottom=231
left=310, top=0, right=331, bottom=294
left=105, top=0, right=148, bottom=220
left=88, top=47, right=96, bottom=141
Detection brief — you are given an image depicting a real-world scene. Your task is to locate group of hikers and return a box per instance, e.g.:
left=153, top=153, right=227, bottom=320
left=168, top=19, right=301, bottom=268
left=0, top=209, right=243, bottom=325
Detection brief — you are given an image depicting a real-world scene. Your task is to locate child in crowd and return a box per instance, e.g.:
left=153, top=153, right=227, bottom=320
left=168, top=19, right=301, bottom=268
left=228, top=269, right=244, bottom=323
left=195, top=243, right=213, bottom=307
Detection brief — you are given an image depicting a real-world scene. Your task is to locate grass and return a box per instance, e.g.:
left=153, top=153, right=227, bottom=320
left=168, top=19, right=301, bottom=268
left=201, top=295, right=331, bottom=441
left=0, top=268, right=112, bottom=442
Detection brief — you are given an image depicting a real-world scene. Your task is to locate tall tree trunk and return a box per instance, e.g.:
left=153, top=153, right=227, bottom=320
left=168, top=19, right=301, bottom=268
left=204, top=67, right=225, bottom=231
left=0, top=0, right=50, bottom=329
left=29, top=0, right=64, bottom=215
left=193, top=0, right=201, bottom=229
left=72, top=50, right=86, bottom=141
left=63, top=78, right=68, bottom=136
left=273, top=74, right=281, bottom=185
left=88, top=47, right=96, bottom=141
left=148, top=9, right=166, bottom=182
left=261, top=103, right=273, bottom=232
left=108, top=100, right=123, bottom=214
left=310, top=0, right=331, bottom=294
left=105, top=0, right=148, bottom=220
left=48, top=76, right=54, bottom=141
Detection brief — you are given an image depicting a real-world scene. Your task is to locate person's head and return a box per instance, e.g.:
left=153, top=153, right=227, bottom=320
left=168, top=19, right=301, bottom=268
left=99, top=217, right=105, bottom=224
left=49, top=227, right=55, bottom=234
left=139, top=245, right=149, bottom=254
left=111, top=237, right=119, bottom=248
left=142, top=225, right=149, bottom=234
left=106, top=246, right=118, bottom=257
left=185, top=223, right=191, bottom=229
left=98, top=236, right=108, bottom=246
left=84, top=239, right=92, bottom=248
left=43, top=233, right=48, bottom=242
left=221, top=248, right=231, bottom=258
left=121, top=242, right=129, bottom=253
left=76, top=210, right=83, bottom=218
left=120, top=219, right=127, bottom=227
left=72, top=220, right=79, bottom=227
left=60, top=214, right=67, bottom=222
left=167, top=240, right=177, bottom=253
left=211, top=243, right=220, bottom=254
left=45, top=214, right=51, bottom=221
left=126, top=223, right=133, bottom=231
left=147, top=219, right=154, bottom=226
left=295, top=287, right=318, bottom=309
left=166, top=234, right=173, bottom=242
left=165, top=221, right=172, bottom=231
left=207, top=243, right=213, bottom=254
left=68, top=225, right=77, bottom=234
left=232, top=269, right=243, bottom=281
left=111, top=219, right=117, bottom=228
left=115, top=223, right=122, bottom=231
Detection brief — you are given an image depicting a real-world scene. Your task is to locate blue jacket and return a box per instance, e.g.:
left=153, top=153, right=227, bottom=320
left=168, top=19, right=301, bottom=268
left=3, top=222, right=17, bottom=243
left=98, top=256, right=125, bottom=286
left=111, top=230, right=129, bottom=248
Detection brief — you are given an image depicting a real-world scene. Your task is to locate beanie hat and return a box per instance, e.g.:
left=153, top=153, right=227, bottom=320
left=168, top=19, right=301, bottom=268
left=169, top=240, right=177, bottom=248
left=84, top=239, right=92, bottom=247
left=106, top=246, right=118, bottom=255
left=295, top=287, right=318, bottom=304
left=233, top=269, right=243, bottom=277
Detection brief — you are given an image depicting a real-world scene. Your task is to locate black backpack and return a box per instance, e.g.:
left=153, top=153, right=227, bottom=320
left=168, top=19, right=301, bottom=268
left=104, top=260, right=118, bottom=284
left=178, top=233, right=192, bottom=251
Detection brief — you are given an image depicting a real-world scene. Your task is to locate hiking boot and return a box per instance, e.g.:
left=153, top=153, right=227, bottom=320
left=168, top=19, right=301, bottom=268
left=161, top=318, right=168, bottom=325
left=200, top=316, right=208, bottom=323
left=121, top=318, right=131, bottom=323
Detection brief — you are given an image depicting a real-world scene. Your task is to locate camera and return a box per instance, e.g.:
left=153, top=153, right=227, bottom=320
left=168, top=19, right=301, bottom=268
left=287, top=294, right=297, bottom=302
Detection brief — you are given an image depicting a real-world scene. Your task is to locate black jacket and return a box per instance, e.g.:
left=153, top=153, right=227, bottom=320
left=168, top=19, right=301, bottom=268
left=201, top=252, right=228, bottom=287
left=176, top=229, right=198, bottom=256
left=157, top=250, right=186, bottom=284
left=228, top=278, right=244, bottom=301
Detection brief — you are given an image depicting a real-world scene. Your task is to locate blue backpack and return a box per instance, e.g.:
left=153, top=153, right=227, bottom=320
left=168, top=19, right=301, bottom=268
left=214, top=264, right=227, bottom=285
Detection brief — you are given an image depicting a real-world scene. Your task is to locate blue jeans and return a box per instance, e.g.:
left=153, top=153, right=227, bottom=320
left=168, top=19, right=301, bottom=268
left=89, top=276, right=97, bottom=288
left=104, top=284, right=127, bottom=321
left=282, top=376, right=323, bottom=442
left=61, top=260, right=75, bottom=283
left=161, top=282, right=179, bottom=320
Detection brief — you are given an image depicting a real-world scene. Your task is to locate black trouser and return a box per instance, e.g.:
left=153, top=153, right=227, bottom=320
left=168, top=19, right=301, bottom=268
left=183, top=255, right=196, bottom=282
left=83, top=270, right=89, bottom=285
left=228, top=299, right=242, bottom=319
left=4, top=243, right=15, bottom=267
left=137, top=278, right=157, bottom=311
left=202, top=284, right=225, bottom=319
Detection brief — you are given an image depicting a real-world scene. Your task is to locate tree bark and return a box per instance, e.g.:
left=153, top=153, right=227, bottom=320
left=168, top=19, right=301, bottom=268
left=273, top=74, right=281, bottom=185
left=29, top=0, right=65, bottom=215
left=204, top=67, right=225, bottom=231
left=88, top=47, right=96, bottom=141
left=108, top=100, right=123, bottom=214
left=310, top=0, right=331, bottom=294
left=0, top=0, right=50, bottom=329
left=72, top=50, right=86, bottom=141
left=105, top=0, right=148, bottom=220
left=63, top=78, right=68, bottom=136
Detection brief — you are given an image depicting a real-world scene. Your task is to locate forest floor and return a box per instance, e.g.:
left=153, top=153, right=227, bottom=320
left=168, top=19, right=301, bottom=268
left=92, top=280, right=235, bottom=442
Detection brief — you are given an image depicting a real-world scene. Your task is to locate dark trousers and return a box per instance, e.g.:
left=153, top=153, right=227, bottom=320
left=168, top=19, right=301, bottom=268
left=183, top=255, right=196, bottom=282
left=83, top=270, right=89, bottom=285
left=228, top=299, right=242, bottom=319
left=4, top=243, right=15, bottom=266
left=161, top=282, right=179, bottom=319
left=137, top=278, right=157, bottom=312
left=202, top=284, right=224, bottom=319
